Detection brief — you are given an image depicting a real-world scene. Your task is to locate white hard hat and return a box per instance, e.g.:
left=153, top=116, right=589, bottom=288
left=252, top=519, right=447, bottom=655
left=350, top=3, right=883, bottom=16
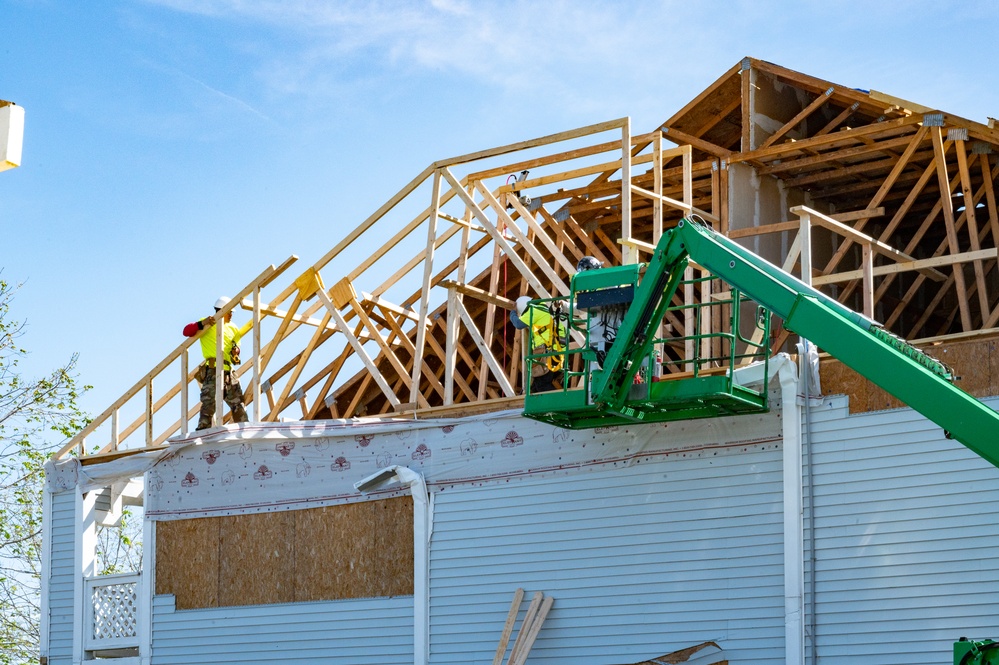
left=515, top=296, right=531, bottom=315
left=214, top=296, right=231, bottom=310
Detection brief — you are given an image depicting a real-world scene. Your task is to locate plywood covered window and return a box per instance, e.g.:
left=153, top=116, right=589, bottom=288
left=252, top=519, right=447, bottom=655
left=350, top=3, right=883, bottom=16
left=155, top=497, right=414, bottom=610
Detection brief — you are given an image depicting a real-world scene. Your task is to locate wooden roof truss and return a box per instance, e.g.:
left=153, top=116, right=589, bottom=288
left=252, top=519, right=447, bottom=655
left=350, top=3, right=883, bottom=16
left=59, top=58, right=999, bottom=461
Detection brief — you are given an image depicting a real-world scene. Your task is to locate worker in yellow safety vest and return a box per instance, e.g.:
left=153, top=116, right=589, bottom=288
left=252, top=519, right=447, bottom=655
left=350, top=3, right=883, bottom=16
left=512, top=296, right=566, bottom=393
left=183, top=296, right=252, bottom=429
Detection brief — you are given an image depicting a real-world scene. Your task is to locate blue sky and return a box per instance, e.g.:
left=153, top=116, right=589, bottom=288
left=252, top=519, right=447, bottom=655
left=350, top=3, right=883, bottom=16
left=3, top=0, right=998, bottom=432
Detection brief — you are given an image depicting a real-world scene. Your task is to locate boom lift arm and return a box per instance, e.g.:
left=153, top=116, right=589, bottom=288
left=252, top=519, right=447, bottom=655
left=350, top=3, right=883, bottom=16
left=524, top=219, right=999, bottom=470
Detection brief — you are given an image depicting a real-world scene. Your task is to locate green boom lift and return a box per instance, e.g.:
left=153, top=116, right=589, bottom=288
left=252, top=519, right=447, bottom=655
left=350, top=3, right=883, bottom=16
left=523, top=218, right=999, bottom=472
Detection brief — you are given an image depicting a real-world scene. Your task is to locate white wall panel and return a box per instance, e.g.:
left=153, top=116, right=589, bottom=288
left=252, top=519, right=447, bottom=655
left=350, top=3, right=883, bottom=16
left=429, top=445, right=785, bottom=664
left=46, top=489, right=76, bottom=665
left=805, top=396, right=999, bottom=664
left=150, top=594, right=413, bottom=665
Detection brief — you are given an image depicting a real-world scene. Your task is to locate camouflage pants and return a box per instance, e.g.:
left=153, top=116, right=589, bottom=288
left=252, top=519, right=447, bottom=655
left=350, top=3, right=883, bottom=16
left=198, top=367, right=248, bottom=430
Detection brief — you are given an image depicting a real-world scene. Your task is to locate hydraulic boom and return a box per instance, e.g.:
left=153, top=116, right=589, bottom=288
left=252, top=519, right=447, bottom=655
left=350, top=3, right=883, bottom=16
left=523, top=218, right=999, bottom=470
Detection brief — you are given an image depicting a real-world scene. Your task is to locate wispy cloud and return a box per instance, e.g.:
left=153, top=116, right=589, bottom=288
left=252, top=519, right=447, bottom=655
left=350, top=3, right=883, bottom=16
left=139, top=0, right=683, bottom=109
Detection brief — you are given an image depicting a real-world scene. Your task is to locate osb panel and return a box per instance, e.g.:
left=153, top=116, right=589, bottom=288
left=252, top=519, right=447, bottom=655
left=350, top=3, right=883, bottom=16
left=155, top=499, right=414, bottom=610
left=296, top=497, right=414, bottom=602
left=818, top=337, right=999, bottom=414
left=155, top=517, right=220, bottom=609
left=218, top=511, right=297, bottom=607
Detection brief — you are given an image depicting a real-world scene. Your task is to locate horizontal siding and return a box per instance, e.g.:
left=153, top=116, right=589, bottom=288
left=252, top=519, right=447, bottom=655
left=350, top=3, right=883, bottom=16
left=151, top=594, right=413, bottom=664
left=807, top=396, right=999, bottom=664
left=47, top=489, right=77, bottom=665
left=430, top=446, right=785, bottom=665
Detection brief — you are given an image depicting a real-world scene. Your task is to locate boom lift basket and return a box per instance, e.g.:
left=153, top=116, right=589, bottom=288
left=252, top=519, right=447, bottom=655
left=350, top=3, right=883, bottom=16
left=522, top=263, right=772, bottom=429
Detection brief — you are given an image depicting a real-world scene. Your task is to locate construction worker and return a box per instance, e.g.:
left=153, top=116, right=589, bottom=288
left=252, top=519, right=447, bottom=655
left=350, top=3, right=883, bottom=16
left=183, top=296, right=251, bottom=429
left=513, top=295, right=566, bottom=393
left=575, top=255, right=623, bottom=369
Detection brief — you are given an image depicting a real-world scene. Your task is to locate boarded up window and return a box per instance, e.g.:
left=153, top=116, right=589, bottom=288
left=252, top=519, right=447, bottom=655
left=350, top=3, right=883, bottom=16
left=155, top=497, right=414, bottom=609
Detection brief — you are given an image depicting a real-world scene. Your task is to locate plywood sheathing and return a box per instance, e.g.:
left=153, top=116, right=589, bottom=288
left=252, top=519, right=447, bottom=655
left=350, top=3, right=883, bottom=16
left=155, top=497, right=414, bottom=610
left=820, top=337, right=999, bottom=414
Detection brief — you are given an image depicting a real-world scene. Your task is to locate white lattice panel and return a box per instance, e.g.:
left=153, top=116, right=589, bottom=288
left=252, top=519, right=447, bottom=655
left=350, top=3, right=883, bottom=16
left=85, top=573, right=140, bottom=651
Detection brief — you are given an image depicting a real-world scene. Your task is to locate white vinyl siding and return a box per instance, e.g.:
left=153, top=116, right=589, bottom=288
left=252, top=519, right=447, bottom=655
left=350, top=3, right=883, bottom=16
left=150, top=594, right=414, bottom=664
left=806, top=396, right=999, bottom=664
left=47, top=489, right=77, bottom=665
left=429, top=445, right=785, bottom=664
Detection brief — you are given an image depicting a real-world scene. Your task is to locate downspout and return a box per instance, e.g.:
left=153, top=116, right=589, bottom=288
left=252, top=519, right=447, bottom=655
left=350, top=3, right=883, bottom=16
left=409, top=472, right=431, bottom=665
left=735, top=354, right=804, bottom=665
left=780, top=356, right=805, bottom=665
left=798, top=340, right=819, bottom=665
left=355, top=466, right=431, bottom=665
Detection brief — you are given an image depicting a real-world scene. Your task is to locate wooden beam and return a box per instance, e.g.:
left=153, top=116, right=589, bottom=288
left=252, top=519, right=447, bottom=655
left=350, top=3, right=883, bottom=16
left=452, top=291, right=516, bottom=397
left=759, top=87, right=834, bottom=150
left=812, top=248, right=998, bottom=285
left=411, top=170, right=442, bottom=403
left=444, top=168, right=551, bottom=298
left=317, top=288, right=401, bottom=409
left=476, top=182, right=571, bottom=295
left=661, top=125, right=733, bottom=159
left=955, top=140, right=990, bottom=317
left=931, top=126, right=973, bottom=331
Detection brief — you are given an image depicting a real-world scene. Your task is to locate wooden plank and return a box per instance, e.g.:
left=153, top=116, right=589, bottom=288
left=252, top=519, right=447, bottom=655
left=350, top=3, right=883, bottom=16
left=267, top=309, right=332, bottom=421
left=731, top=114, right=924, bottom=166
left=476, top=181, right=571, bottom=295
left=813, top=249, right=998, bottom=285
left=955, top=140, right=990, bottom=317
left=317, top=288, right=401, bottom=409
left=478, top=233, right=504, bottom=401
left=661, top=125, right=733, bottom=159
left=509, top=595, right=554, bottom=665
left=411, top=170, right=442, bottom=403
left=789, top=205, right=945, bottom=281
left=434, top=117, right=627, bottom=168
left=544, top=208, right=609, bottom=265
left=506, top=195, right=577, bottom=276
left=653, top=132, right=664, bottom=242
left=632, top=185, right=720, bottom=224
left=468, top=138, right=623, bottom=182
left=758, top=134, right=918, bottom=176
left=621, top=118, right=634, bottom=264
left=444, top=168, right=551, bottom=298
left=727, top=220, right=800, bottom=239
left=506, top=592, right=543, bottom=665
left=439, top=281, right=515, bottom=309
left=453, top=295, right=516, bottom=397
left=375, top=304, right=445, bottom=400
left=759, top=87, right=833, bottom=150
left=815, top=102, right=858, bottom=137
left=931, top=126, right=973, bottom=331
left=741, top=63, right=752, bottom=151
left=251, top=286, right=261, bottom=422
left=861, top=243, right=874, bottom=319
left=492, top=588, right=525, bottom=665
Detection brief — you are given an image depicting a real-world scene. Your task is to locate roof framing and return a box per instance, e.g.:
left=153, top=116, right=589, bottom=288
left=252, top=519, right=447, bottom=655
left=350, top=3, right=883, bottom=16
left=60, top=58, right=999, bottom=462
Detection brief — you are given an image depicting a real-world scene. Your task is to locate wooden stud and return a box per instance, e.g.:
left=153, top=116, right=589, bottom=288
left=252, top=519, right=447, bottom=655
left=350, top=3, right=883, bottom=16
left=932, top=126, right=973, bottom=331
left=956, top=140, right=990, bottom=317
left=492, top=588, right=524, bottom=665
left=317, top=288, right=401, bottom=409
left=411, top=169, right=442, bottom=403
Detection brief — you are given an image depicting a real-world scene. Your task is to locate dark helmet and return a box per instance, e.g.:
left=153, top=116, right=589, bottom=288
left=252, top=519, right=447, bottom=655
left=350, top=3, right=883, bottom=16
left=577, top=256, right=603, bottom=272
